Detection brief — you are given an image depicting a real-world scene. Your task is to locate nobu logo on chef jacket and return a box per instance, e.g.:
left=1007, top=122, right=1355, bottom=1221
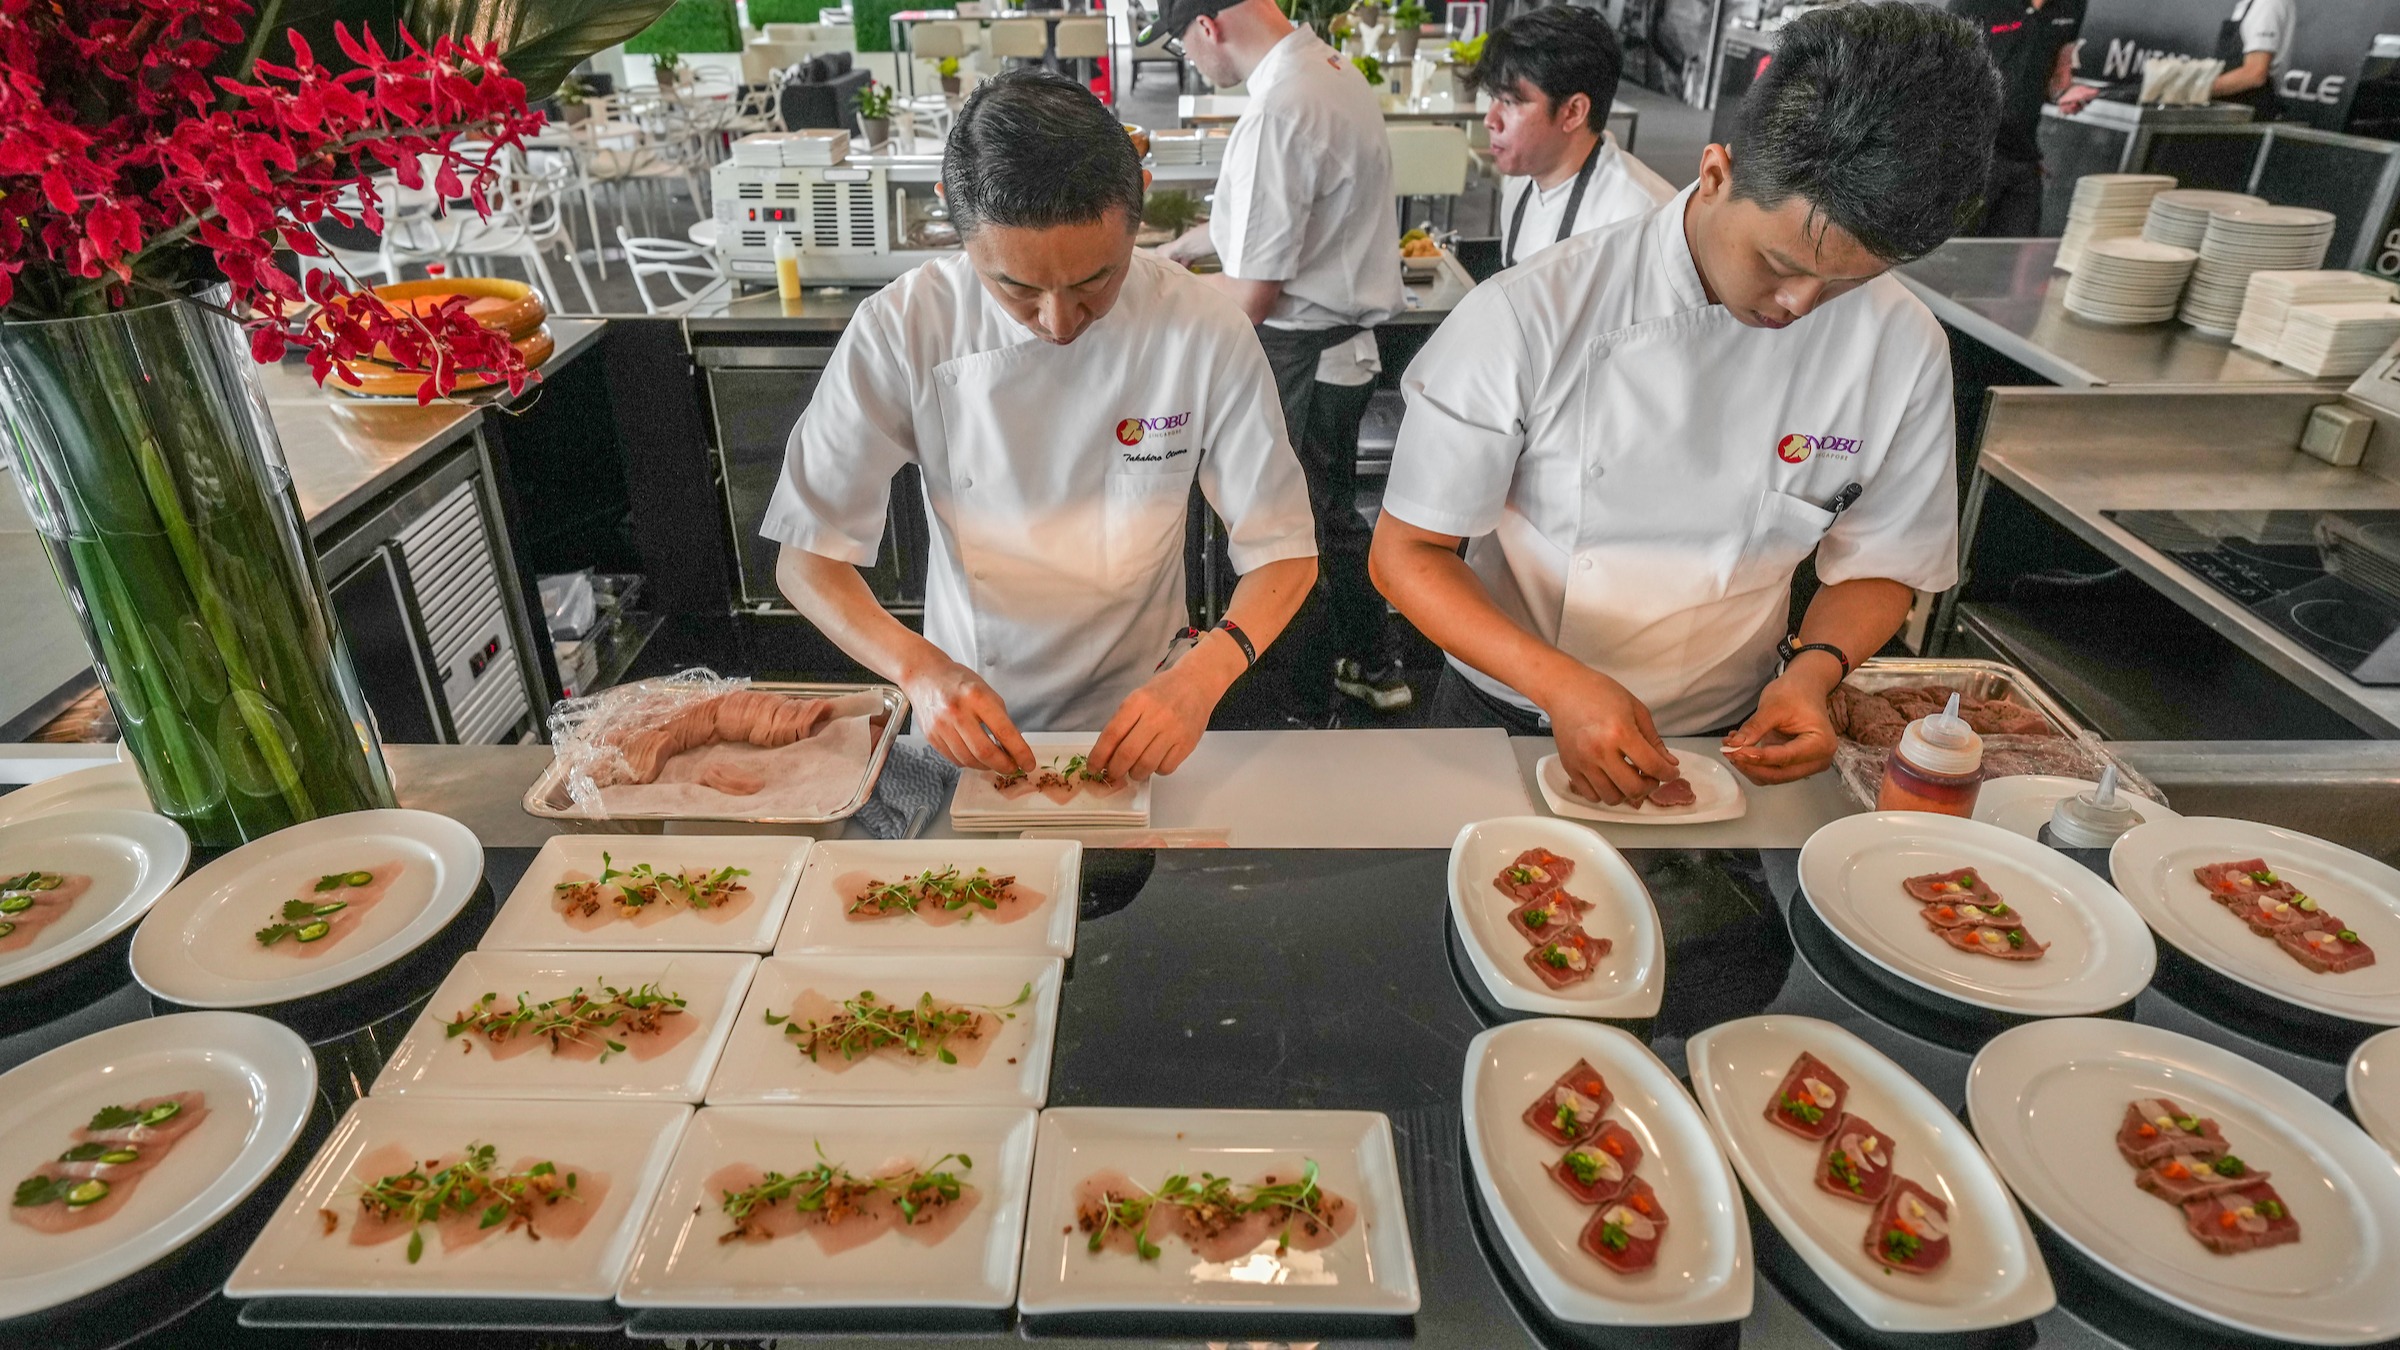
left=1115, top=411, right=1192, bottom=446
left=1776, top=432, right=1862, bottom=465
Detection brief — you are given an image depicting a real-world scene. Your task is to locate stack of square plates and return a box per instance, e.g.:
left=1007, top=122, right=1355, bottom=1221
left=948, top=737, right=1153, bottom=833
left=2277, top=301, right=2400, bottom=378
left=2142, top=189, right=2264, bottom=249
left=1148, top=127, right=1228, bottom=166
left=2181, top=205, right=2338, bottom=334
left=2062, top=236, right=2198, bottom=325
left=2233, top=269, right=2398, bottom=358
left=2057, top=174, right=2176, bottom=273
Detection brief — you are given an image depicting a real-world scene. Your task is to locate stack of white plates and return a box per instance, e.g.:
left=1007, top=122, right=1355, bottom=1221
left=2057, top=174, right=2175, bottom=273
left=2277, top=301, right=2400, bottom=377
left=2062, top=236, right=2198, bottom=325
left=2232, top=269, right=2398, bottom=357
left=2180, top=205, right=2338, bottom=334
left=2141, top=188, right=2264, bottom=249
left=1148, top=127, right=1227, bottom=165
left=948, top=736, right=1153, bottom=832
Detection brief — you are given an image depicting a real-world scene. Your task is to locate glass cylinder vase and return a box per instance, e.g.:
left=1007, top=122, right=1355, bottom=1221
left=0, top=293, right=395, bottom=846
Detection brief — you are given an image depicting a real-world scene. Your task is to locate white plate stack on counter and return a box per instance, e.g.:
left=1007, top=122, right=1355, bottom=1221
left=948, top=733, right=1153, bottom=832
left=2062, top=237, right=2198, bottom=326
left=2232, top=269, right=2397, bottom=359
left=2275, top=302, right=2400, bottom=378
left=2056, top=174, right=2175, bottom=273
left=1147, top=127, right=1226, bottom=166
left=2142, top=189, right=2264, bottom=249
left=2180, top=205, right=2338, bottom=335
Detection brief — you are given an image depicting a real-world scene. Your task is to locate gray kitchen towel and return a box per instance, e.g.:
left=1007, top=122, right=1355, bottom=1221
left=853, top=739, right=959, bottom=839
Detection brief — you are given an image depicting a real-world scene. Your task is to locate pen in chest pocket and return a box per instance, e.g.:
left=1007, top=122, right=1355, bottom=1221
left=1827, top=482, right=1864, bottom=518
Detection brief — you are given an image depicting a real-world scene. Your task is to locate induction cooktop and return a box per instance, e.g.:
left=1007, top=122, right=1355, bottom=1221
left=2106, top=509, right=2400, bottom=686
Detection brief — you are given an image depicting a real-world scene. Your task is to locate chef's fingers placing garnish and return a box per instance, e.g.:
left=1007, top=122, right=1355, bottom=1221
left=1722, top=677, right=1840, bottom=784
left=1092, top=664, right=1215, bottom=780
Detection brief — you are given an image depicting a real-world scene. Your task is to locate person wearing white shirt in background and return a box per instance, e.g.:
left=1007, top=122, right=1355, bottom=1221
left=1480, top=4, right=1675, bottom=269
left=1150, top=0, right=1413, bottom=714
left=2212, top=0, right=2294, bottom=120
left=765, top=72, right=1318, bottom=781
left=1370, top=4, right=2002, bottom=805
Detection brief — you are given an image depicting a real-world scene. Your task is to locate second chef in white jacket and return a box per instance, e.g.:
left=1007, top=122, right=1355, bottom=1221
left=1371, top=4, right=2001, bottom=804
left=1479, top=4, right=1675, bottom=269
left=766, top=72, right=1317, bottom=779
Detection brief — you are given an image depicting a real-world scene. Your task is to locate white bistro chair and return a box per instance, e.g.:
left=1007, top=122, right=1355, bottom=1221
left=616, top=226, right=724, bottom=314
left=1386, top=122, right=1468, bottom=230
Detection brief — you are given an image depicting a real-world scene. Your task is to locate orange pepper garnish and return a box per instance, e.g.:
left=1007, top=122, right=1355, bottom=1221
left=1935, top=906, right=1957, bottom=921
left=1601, top=1136, right=1624, bottom=1156
left=1632, top=1193, right=1655, bottom=1214
left=1894, top=1218, right=1919, bottom=1237
left=2136, top=1124, right=2158, bottom=1138
left=2219, top=1211, right=2239, bottom=1230
left=2165, top=1162, right=2188, bottom=1179
left=1581, top=1079, right=1602, bottom=1095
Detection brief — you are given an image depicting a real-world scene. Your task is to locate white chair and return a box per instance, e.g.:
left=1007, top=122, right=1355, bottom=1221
left=1053, top=17, right=1106, bottom=59
left=441, top=162, right=601, bottom=313
left=616, top=226, right=723, bottom=314
left=989, top=17, right=1048, bottom=66
left=909, top=20, right=972, bottom=90
left=1387, top=123, right=1469, bottom=232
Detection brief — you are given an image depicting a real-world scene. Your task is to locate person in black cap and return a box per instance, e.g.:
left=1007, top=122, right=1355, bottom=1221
left=1146, top=0, right=1411, bottom=716
left=1952, top=0, right=2094, bottom=237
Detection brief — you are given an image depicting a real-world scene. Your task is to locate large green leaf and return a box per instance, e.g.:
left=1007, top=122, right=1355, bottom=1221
left=406, top=0, right=688, bottom=96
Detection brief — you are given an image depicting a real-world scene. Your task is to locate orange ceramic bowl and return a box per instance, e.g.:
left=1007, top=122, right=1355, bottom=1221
left=330, top=324, right=555, bottom=399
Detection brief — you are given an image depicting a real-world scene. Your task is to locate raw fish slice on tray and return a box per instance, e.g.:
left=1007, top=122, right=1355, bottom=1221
left=1579, top=1175, right=1668, bottom=1273
left=1765, top=1052, right=1848, bottom=1141
left=1816, top=1113, right=1896, bottom=1205
left=1524, top=1059, right=1612, bottom=1145
left=1865, top=1177, right=1952, bottom=1274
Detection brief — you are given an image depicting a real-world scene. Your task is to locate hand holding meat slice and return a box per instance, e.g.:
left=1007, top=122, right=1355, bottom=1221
left=1543, top=665, right=1681, bottom=805
left=1720, top=668, right=1843, bottom=786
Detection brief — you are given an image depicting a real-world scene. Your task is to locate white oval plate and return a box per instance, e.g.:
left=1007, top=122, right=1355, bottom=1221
left=482, top=835, right=806, bottom=954
left=1971, top=1018, right=2400, bottom=1345
left=1462, top=1019, right=1752, bottom=1325
left=131, top=809, right=482, bottom=1008
left=1536, top=753, right=1748, bottom=826
left=0, top=762, right=152, bottom=829
left=227, top=1095, right=689, bottom=1301
left=1972, top=775, right=2179, bottom=840
left=1446, top=817, right=1664, bottom=1018
left=0, top=809, right=189, bottom=990
left=2110, top=817, right=2400, bottom=1025
left=1685, top=1016, right=2053, bottom=1332
left=706, top=951, right=1062, bottom=1107
left=370, top=950, right=760, bottom=1103
left=2346, top=1028, right=2400, bottom=1163
left=0, top=1011, right=315, bottom=1319
left=616, top=1103, right=1038, bottom=1309
left=774, top=839, right=1079, bottom=958
left=1797, top=813, right=2155, bottom=1017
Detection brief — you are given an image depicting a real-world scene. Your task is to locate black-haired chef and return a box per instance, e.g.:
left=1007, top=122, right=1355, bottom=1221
left=1479, top=5, right=1674, bottom=267
left=1370, top=5, right=2001, bottom=804
left=766, top=72, right=1317, bottom=780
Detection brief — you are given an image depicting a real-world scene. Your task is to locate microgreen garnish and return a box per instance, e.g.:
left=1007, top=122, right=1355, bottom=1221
left=1881, top=1227, right=1921, bottom=1262
left=352, top=1142, right=579, bottom=1264
left=254, top=894, right=351, bottom=947
left=2255, top=1198, right=2285, bottom=1220
left=848, top=866, right=1017, bottom=919
left=716, top=1143, right=972, bottom=1243
left=446, top=982, right=686, bottom=1061
left=1079, top=1161, right=1337, bottom=1260
left=1563, top=1151, right=1604, bottom=1185
left=1828, top=1149, right=1864, bottom=1194
left=554, top=854, right=749, bottom=919
left=1781, top=1094, right=1825, bottom=1126
left=2212, top=1155, right=2247, bottom=1177
left=764, top=983, right=1030, bottom=1064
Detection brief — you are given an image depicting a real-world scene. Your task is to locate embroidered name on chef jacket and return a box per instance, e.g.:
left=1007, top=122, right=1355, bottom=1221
left=1775, top=432, right=1865, bottom=465
left=1116, top=410, right=1195, bottom=463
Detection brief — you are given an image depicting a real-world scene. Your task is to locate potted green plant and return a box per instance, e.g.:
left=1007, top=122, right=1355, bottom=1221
left=557, top=72, right=596, bottom=124
left=1353, top=53, right=1384, bottom=86
left=1391, top=0, right=1427, bottom=60
left=856, top=79, right=896, bottom=146
left=937, top=55, right=963, bottom=96
left=650, top=48, right=685, bottom=88
left=1441, top=31, right=1484, bottom=100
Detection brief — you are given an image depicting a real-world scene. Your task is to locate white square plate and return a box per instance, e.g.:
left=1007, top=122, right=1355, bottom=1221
left=1684, top=1016, right=2052, bottom=1333
left=479, top=836, right=807, bottom=953
left=1463, top=1019, right=1752, bottom=1325
left=706, top=952, right=1061, bottom=1106
left=227, top=1096, right=689, bottom=1301
left=774, top=839, right=1079, bottom=957
left=1017, top=1107, right=1420, bottom=1316
left=1974, top=1018, right=2400, bottom=1345
left=615, top=1104, right=1037, bottom=1308
left=369, top=950, right=760, bottom=1102
left=950, top=732, right=1152, bottom=828
left=1445, top=817, right=1664, bottom=1018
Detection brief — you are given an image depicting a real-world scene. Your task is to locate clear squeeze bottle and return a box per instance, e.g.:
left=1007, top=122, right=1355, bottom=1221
left=1876, top=692, right=1984, bottom=817
left=2038, top=765, right=2143, bottom=849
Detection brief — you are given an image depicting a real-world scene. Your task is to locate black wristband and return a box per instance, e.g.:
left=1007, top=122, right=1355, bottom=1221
left=1217, top=618, right=1256, bottom=667
left=1776, top=635, right=1851, bottom=677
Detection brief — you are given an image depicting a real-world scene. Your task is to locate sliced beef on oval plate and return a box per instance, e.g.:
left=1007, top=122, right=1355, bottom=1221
left=1496, top=848, right=1575, bottom=903
left=1764, top=1051, right=1847, bottom=1141
left=1816, top=1113, right=1897, bottom=1205
left=2232, top=889, right=2339, bottom=938
left=2193, top=859, right=2295, bottom=903
left=2136, top=1151, right=2267, bottom=1205
left=1902, top=868, right=2001, bottom=906
left=1580, top=1175, right=1669, bottom=1274
left=1918, top=899, right=2025, bottom=931
left=1934, top=923, right=2050, bottom=961
left=1552, top=1137, right=1635, bottom=1206
left=1507, top=891, right=1589, bottom=946
left=1524, top=1059, right=1612, bottom=1145
left=1523, top=926, right=1610, bottom=989
left=1865, top=1177, right=1952, bottom=1274
left=2117, top=1097, right=2230, bottom=1168
left=2277, top=924, right=2378, bottom=974
left=2182, top=1180, right=2301, bottom=1255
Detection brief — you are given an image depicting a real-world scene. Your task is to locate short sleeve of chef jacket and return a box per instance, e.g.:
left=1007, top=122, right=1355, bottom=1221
left=1815, top=303, right=1961, bottom=595
left=760, top=294, right=918, bottom=567
left=1214, top=106, right=1312, bottom=283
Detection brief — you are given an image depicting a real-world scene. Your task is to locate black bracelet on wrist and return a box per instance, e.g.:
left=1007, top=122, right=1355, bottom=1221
left=1776, top=635, right=1851, bottom=678
left=1216, top=617, right=1256, bottom=667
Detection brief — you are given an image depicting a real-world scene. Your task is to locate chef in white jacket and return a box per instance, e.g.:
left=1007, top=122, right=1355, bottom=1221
left=1371, top=4, right=2001, bottom=804
left=766, top=72, right=1317, bottom=779
left=1479, top=4, right=1676, bottom=268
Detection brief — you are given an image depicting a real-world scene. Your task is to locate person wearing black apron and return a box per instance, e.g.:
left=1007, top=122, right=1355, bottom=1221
left=1480, top=5, right=1674, bottom=271
left=1952, top=0, right=2089, bottom=237
left=2212, top=0, right=2292, bottom=119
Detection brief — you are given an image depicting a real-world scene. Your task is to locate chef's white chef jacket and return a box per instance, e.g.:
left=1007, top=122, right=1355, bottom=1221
left=1385, top=185, right=1960, bottom=735
left=1213, top=27, right=1406, bottom=332
left=761, top=250, right=1318, bottom=731
left=1499, top=133, right=1674, bottom=269
left=2234, top=0, right=2294, bottom=76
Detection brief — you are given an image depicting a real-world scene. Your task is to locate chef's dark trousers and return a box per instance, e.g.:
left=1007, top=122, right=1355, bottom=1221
left=1425, top=663, right=1548, bottom=735
left=1253, top=321, right=1387, bottom=669
left=1973, top=155, right=2045, bottom=237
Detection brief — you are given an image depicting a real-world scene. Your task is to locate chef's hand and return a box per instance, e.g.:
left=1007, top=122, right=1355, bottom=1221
left=904, top=658, right=1035, bottom=775
left=2057, top=84, right=2099, bottom=115
left=1721, top=671, right=1839, bottom=785
left=1090, top=635, right=1238, bottom=780
left=1541, top=668, right=1679, bottom=805
left=1156, top=228, right=1208, bottom=266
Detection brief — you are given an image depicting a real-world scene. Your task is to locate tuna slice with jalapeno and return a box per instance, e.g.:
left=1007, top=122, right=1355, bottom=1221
left=1865, top=1176, right=1951, bottom=1274
left=2136, top=1150, right=2267, bottom=1205
left=2117, top=1097, right=2229, bottom=1168
left=1816, top=1113, right=1896, bottom=1205
left=2182, top=1180, right=2300, bottom=1254
left=1579, top=1175, right=1668, bottom=1273
left=1765, top=1051, right=1848, bottom=1141
left=1496, top=848, right=1575, bottom=903
left=1524, top=1059, right=1612, bottom=1145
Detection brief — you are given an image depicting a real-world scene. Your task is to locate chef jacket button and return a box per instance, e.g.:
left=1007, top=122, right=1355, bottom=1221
left=959, top=475, right=973, bottom=489
left=1576, top=556, right=1595, bottom=572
